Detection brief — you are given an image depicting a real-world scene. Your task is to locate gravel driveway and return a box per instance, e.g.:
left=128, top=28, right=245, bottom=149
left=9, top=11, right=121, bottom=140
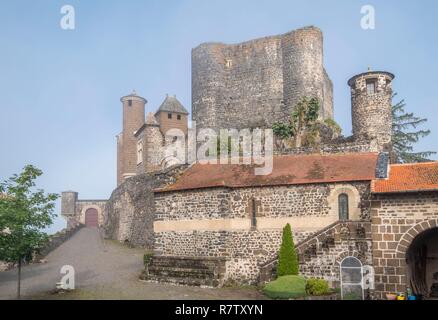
left=0, top=228, right=264, bottom=300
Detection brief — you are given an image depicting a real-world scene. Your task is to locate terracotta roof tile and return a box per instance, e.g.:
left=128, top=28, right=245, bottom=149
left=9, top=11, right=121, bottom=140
left=156, top=153, right=379, bottom=192
left=372, top=162, right=438, bottom=194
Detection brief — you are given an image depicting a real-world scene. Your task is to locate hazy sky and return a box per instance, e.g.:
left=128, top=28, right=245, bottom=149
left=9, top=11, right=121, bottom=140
left=1, top=0, right=437, bottom=233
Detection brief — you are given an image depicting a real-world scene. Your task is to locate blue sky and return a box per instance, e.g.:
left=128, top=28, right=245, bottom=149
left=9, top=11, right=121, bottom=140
left=1, top=0, right=437, bottom=233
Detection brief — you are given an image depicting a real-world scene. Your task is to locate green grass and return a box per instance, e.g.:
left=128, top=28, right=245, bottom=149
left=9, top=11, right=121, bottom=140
left=263, top=275, right=307, bottom=299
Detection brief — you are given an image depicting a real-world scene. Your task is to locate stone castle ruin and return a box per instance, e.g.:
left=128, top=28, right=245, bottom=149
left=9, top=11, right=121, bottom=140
left=192, top=26, right=333, bottom=131
left=61, top=26, right=438, bottom=299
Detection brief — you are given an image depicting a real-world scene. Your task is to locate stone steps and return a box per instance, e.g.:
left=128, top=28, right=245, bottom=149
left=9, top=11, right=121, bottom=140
left=141, top=255, right=227, bottom=287
left=148, top=266, right=215, bottom=278
left=145, top=274, right=220, bottom=287
left=258, top=221, right=372, bottom=284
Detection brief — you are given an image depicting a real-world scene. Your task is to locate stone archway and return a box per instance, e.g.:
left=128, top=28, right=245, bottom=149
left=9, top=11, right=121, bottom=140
left=336, top=250, right=368, bottom=266
left=395, top=219, right=438, bottom=298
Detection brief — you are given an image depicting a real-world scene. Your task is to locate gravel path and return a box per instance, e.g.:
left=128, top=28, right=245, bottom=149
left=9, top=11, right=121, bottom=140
left=0, top=228, right=264, bottom=300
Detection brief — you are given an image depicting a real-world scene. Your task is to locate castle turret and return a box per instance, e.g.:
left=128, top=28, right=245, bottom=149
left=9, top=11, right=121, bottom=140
left=348, top=71, right=394, bottom=152
left=282, top=26, right=333, bottom=120
left=61, top=191, right=78, bottom=228
left=117, top=90, right=147, bottom=185
left=155, top=94, right=189, bottom=136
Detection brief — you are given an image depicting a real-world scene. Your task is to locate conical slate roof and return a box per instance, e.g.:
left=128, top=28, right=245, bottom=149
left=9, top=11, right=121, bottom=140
left=156, top=95, right=189, bottom=115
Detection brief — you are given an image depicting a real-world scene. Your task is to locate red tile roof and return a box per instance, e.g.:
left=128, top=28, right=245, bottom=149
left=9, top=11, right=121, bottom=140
left=155, top=153, right=379, bottom=192
left=372, top=162, right=438, bottom=194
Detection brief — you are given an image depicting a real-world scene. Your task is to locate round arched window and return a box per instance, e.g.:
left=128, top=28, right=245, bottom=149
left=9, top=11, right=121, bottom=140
left=338, top=193, right=349, bottom=220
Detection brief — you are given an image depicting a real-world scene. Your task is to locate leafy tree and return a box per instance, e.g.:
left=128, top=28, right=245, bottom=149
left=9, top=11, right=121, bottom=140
left=0, top=165, right=58, bottom=299
left=272, top=97, right=341, bottom=148
left=392, top=94, right=436, bottom=163
left=277, top=223, right=299, bottom=277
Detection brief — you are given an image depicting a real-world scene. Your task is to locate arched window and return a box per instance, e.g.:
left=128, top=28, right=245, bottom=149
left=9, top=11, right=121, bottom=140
left=338, top=193, right=349, bottom=220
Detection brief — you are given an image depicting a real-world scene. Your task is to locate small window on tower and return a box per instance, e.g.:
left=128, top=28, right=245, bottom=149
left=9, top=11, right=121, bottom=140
left=168, top=113, right=172, bottom=119
left=177, top=114, right=181, bottom=120
left=128, top=100, right=132, bottom=107
left=136, top=141, right=143, bottom=165
left=366, top=79, right=376, bottom=94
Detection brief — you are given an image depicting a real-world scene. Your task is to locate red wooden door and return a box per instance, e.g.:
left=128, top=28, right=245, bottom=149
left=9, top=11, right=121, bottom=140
left=85, top=208, right=99, bottom=227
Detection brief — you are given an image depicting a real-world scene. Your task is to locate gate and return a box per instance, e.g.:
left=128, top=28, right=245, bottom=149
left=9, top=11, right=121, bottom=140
left=340, top=256, right=364, bottom=300
left=85, top=208, right=99, bottom=227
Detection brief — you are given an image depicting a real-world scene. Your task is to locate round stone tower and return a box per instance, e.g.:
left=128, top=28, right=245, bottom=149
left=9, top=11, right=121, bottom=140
left=282, top=26, right=332, bottom=120
left=117, top=91, right=147, bottom=186
left=348, top=71, right=394, bottom=152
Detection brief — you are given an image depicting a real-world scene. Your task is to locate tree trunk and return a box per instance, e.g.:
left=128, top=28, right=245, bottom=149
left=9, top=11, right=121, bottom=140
left=17, top=257, right=21, bottom=300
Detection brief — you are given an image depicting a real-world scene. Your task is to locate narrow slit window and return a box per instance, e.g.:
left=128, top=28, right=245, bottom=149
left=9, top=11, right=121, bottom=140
left=251, top=198, right=257, bottom=229
left=128, top=100, right=132, bottom=107
left=136, top=141, right=143, bottom=165
left=168, top=113, right=172, bottom=119
left=177, top=114, right=181, bottom=120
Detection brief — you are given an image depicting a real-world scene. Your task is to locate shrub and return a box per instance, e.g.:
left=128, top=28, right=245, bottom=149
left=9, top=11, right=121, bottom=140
left=306, top=278, right=330, bottom=296
left=277, top=223, right=299, bottom=276
left=143, top=253, right=153, bottom=267
left=263, top=275, right=307, bottom=299
left=272, top=122, right=293, bottom=139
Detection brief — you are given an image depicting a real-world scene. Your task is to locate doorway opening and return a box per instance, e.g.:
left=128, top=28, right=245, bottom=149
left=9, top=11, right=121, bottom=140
left=406, top=227, right=438, bottom=298
left=85, top=208, right=99, bottom=228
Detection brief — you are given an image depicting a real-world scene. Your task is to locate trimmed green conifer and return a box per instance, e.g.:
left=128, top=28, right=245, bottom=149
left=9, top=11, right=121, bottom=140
left=277, top=223, right=299, bottom=276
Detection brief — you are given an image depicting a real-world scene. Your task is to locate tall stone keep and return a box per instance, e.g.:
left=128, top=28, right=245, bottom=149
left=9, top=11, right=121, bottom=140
left=192, top=26, right=333, bottom=132
left=348, top=71, right=394, bottom=152
left=117, top=91, right=147, bottom=186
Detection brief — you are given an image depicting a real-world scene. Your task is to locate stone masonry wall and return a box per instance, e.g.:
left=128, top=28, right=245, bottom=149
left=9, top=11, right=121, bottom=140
left=136, top=123, right=165, bottom=175
left=154, top=181, right=371, bottom=284
left=192, top=26, right=333, bottom=132
left=258, top=221, right=373, bottom=288
left=60, top=191, right=106, bottom=228
left=155, top=182, right=371, bottom=221
left=154, top=229, right=305, bottom=285
left=104, top=165, right=188, bottom=248
left=274, top=137, right=379, bottom=155
left=370, top=192, right=438, bottom=299
left=297, top=222, right=373, bottom=286
left=75, top=200, right=106, bottom=226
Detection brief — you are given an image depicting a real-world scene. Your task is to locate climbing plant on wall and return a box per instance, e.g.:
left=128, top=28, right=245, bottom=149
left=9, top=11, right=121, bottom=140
left=272, top=97, right=341, bottom=148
